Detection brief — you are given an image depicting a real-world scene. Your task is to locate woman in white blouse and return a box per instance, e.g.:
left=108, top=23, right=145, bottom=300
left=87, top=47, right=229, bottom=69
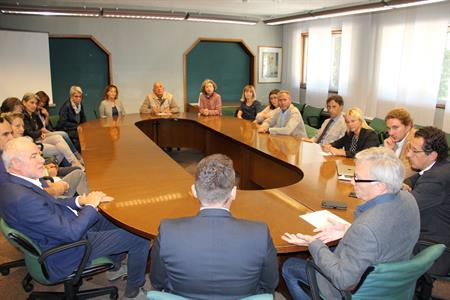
left=254, top=89, right=279, bottom=124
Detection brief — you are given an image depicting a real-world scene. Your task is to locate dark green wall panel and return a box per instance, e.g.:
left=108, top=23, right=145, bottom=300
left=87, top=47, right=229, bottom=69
left=186, top=41, right=250, bottom=103
left=49, top=38, right=109, bottom=120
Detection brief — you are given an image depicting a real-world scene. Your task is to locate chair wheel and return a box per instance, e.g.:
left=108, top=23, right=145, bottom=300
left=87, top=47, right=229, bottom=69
left=23, top=283, right=33, bottom=292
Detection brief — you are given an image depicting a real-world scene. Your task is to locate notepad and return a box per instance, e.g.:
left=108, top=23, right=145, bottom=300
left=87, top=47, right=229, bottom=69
left=300, top=210, right=351, bottom=229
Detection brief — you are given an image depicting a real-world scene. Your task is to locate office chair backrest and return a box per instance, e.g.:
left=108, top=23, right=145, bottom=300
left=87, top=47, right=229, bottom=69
left=0, top=218, right=51, bottom=284
left=302, top=105, right=323, bottom=128
left=147, top=291, right=273, bottom=300
left=352, top=244, right=445, bottom=299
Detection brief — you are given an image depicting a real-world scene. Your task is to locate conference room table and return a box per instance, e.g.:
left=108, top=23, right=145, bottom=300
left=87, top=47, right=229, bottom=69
left=80, top=112, right=361, bottom=254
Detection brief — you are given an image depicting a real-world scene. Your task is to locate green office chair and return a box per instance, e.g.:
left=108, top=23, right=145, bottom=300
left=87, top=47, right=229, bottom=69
left=147, top=291, right=273, bottom=300
left=293, top=102, right=306, bottom=115
left=0, top=218, right=118, bottom=300
left=47, top=115, right=60, bottom=131
left=302, top=243, right=445, bottom=300
left=305, top=124, right=319, bottom=138
left=302, top=105, right=324, bottom=129
left=368, top=117, right=388, bottom=144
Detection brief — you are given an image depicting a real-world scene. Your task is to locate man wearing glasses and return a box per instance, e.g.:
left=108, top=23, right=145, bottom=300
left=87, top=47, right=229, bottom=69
left=281, top=147, right=420, bottom=300
left=404, top=126, right=450, bottom=276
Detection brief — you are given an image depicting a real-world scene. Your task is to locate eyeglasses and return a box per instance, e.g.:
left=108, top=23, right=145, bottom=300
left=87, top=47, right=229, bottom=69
left=408, top=148, right=426, bottom=154
left=352, top=175, right=379, bottom=183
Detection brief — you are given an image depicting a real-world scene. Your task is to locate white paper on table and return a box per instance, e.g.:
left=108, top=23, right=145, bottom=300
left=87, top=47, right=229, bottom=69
left=300, top=210, right=351, bottom=229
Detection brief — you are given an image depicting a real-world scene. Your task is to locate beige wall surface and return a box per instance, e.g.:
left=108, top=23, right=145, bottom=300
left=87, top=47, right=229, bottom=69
left=0, top=15, right=282, bottom=113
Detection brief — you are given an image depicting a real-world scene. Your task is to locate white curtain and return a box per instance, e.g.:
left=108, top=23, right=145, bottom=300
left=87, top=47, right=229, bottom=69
left=282, top=2, right=450, bottom=126
left=281, top=23, right=304, bottom=103
left=305, top=21, right=332, bottom=107
left=444, top=104, right=450, bottom=133
left=367, top=5, right=449, bottom=124
left=338, top=15, right=374, bottom=112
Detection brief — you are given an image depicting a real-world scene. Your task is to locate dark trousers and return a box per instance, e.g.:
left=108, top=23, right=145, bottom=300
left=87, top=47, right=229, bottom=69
left=87, top=214, right=150, bottom=294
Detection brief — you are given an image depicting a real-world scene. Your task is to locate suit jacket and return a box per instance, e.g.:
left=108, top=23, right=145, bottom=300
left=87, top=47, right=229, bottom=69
left=0, top=174, right=98, bottom=281
left=56, top=100, right=87, bottom=132
left=150, top=209, right=279, bottom=300
left=309, top=191, right=420, bottom=299
left=98, top=99, right=126, bottom=118
left=261, top=104, right=307, bottom=137
left=314, top=114, right=347, bottom=145
left=406, top=159, right=450, bottom=275
left=139, top=92, right=179, bottom=114
left=331, top=127, right=380, bottom=158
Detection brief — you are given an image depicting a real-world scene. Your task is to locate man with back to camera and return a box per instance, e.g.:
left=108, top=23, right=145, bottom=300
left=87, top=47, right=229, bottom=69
left=150, top=154, right=279, bottom=299
left=0, top=137, right=150, bottom=299
left=404, top=126, right=450, bottom=276
left=258, top=90, right=307, bottom=137
left=140, top=81, right=179, bottom=114
left=302, top=95, right=346, bottom=145
left=282, top=147, right=420, bottom=299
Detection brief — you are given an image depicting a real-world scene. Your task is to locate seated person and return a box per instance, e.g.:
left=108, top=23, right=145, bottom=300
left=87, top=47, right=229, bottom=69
left=35, top=90, right=83, bottom=164
left=302, top=95, right=346, bottom=144
left=150, top=154, right=279, bottom=299
left=237, top=85, right=261, bottom=121
left=258, top=90, right=306, bottom=137
left=198, top=79, right=222, bottom=116
left=404, top=126, right=450, bottom=276
left=282, top=147, right=420, bottom=300
left=384, top=107, right=416, bottom=178
left=139, top=81, right=179, bottom=114
left=322, top=107, right=379, bottom=158
left=0, top=116, right=14, bottom=182
left=21, top=93, right=83, bottom=169
left=56, top=85, right=87, bottom=153
left=1, top=97, right=23, bottom=113
left=255, top=89, right=279, bottom=124
left=3, top=112, right=86, bottom=198
left=0, top=137, right=150, bottom=300
left=98, top=84, right=126, bottom=118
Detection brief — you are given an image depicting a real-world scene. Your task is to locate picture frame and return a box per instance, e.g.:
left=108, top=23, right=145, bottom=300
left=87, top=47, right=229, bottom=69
left=258, top=46, right=282, bottom=83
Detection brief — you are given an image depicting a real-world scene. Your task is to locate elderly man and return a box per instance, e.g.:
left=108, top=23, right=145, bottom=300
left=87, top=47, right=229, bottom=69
left=384, top=107, right=417, bottom=178
left=405, top=126, right=450, bottom=276
left=0, top=137, right=150, bottom=300
left=303, top=95, right=346, bottom=144
left=282, top=147, right=420, bottom=300
left=140, top=81, right=179, bottom=114
left=150, top=154, right=278, bottom=299
left=258, top=90, right=306, bottom=137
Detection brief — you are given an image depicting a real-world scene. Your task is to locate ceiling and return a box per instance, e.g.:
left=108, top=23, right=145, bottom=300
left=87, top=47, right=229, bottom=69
left=0, top=0, right=377, bottom=19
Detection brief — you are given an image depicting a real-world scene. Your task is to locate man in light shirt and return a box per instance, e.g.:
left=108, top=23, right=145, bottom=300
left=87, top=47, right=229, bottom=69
left=140, top=81, right=179, bottom=114
left=384, top=107, right=416, bottom=178
left=258, top=90, right=306, bottom=137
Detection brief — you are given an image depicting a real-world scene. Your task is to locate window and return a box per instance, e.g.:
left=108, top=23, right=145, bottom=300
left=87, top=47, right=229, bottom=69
left=437, top=28, right=450, bottom=103
left=300, top=30, right=342, bottom=92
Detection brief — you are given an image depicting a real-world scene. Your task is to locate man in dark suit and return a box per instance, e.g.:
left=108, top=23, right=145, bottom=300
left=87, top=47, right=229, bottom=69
left=0, top=137, right=150, bottom=299
left=150, top=154, right=279, bottom=299
left=405, top=126, right=450, bottom=275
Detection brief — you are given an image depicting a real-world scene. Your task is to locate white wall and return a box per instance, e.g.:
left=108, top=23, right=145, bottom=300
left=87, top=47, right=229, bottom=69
left=0, top=15, right=282, bottom=113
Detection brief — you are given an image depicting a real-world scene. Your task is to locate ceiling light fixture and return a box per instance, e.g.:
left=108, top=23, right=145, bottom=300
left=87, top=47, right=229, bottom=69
left=0, top=5, right=100, bottom=17
left=264, top=0, right=447, bottom=25
left=187, top=13, right=258, bottom=25
left=102, top=8, right=186, bottom=20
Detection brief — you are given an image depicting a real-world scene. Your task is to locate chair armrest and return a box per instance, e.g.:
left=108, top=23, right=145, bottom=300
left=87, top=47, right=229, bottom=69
left=39, top=239, right=92, bottom=283
left=307, top=116, right=321, bottom=128
left=417, top=240, right=450, bottom=253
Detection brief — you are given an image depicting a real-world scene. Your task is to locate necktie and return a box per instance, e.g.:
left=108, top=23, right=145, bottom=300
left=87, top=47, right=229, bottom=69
left=316, top=119, right=334, bottom=144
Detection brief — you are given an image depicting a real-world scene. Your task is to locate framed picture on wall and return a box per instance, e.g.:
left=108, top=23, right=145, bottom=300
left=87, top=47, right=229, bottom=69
left=258, top=46, right=282, bottom=83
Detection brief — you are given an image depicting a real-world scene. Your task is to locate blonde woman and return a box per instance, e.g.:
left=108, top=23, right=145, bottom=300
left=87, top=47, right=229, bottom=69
left=237, top=85, right=261, bottom=121
left=255, top=89, right=279, bottom=124
left=322, top=107, right=379, bottom=158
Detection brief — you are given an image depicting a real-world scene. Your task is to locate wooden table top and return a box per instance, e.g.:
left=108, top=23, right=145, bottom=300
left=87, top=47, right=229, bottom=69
left=80, top=113, right=362, bottom=253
